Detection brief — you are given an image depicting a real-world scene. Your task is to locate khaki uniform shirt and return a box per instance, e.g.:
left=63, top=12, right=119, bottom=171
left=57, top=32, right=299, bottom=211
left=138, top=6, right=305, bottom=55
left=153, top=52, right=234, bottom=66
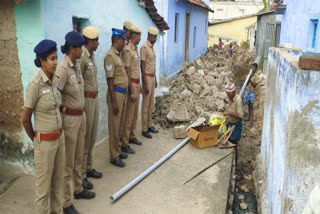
left=80, top=47, right=98, bottom=93
left=246, top=73, right=259, bottom=92
left=24, top=70, right=62, bottom=133
left=226, top=94, right=243, bottom=124
left=140, top=40, right=156, bottom=74
left=55, top=55, right=85, bottom=109
left=123, top=42, right=140, bottom=79
left=104, top=47, right=128, bottom=89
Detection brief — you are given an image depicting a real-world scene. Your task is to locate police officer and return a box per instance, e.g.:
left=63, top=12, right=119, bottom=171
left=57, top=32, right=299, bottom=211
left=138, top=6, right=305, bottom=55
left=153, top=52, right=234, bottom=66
left=122, top=25, right=143, bottom=153
left=141, top=27, right=159, bottom=139
left=104, top=28, right=128, bottom=168
left=123, top=21, right=134, bottom=46
left=80, top=26, right=103, bottom=191
left=56, top=31, right=95, bottom=214
left=22, top=39, right=64, bottom=214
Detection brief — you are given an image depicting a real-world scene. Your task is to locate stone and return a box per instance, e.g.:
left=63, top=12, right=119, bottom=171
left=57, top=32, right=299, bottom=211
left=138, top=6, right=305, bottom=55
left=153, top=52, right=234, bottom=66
left=240, top=202, right=248, bottom=210
left=196, top=59, right=204, bottom=69
left=244, top=175, right=252, bottom=181
left=206, top=76, right=215, bottom=86
left=181, top=89, right=192, bottom=99
left=210, top=85, right=219, bottom=94
left=193, top=84, right=201, bottom=95
left=238, top=194, right=245, bottom=200
left=174, top=125, right=187, bottom=139
left=186, top=66, right=196, bottom=76
left=167, top=106, right=191, bottom=122
left=240, top=185, right=250, bottom=192
left=197, top=69, right=204, bottom=76
left=216, top=99, right=225, bottom=112
left=203, top=112, right=213, bottom=122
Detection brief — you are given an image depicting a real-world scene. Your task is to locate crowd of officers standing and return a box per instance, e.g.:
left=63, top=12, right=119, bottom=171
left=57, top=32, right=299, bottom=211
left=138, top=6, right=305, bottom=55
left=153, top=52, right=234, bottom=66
left=22, top=20, right=159, bottom=214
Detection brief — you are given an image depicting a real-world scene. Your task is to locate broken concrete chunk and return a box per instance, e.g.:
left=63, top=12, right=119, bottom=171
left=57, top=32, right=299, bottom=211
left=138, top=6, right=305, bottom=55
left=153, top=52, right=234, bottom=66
left=167, top=106, right=191, bottom=122
left=181, top=89, right=192, bottom=99
left=174, top=125, right=187, bottom=139
left=186, top=66, right=196, bottom=76
left=240, top=202, right=248, bottom=210
left=197, top=69, right=204, bottom=76
left=238, top=194, right=245, bottom=200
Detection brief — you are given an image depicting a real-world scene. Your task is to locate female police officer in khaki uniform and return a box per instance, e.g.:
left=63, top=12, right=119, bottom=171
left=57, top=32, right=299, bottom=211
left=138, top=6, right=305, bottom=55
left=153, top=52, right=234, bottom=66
left=55, top=31, right=95, bottom=214
left=22, top=40, right=65, bottom=214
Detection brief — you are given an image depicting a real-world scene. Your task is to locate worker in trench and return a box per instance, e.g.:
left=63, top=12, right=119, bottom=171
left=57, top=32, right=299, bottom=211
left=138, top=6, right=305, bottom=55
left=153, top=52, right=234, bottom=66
left=244, top=63, right=259, bottom=124
left=104, top=28, right=129, bottom=168
left=22, top=39, right=65, bottom=214
left=121, top=24, right=143, bottom=153
left=141, top=27, right=160, bottom=139
left=56, top=31, right=95, bottom=214
left=224, top=82, right=244, bottom=165
left=79, top=26, right=103, bottom=192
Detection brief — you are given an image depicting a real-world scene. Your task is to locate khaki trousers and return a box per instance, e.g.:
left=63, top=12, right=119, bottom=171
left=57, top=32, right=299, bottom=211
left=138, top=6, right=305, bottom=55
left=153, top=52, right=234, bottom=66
left=141, top=76, right=155, bottom=132
left=34, top=131, right=65, bottom=214
left=122, top=83, right=140, bottom=146
left=81, top=97, right=99, bottom=178
left=107, top=91, right=127, bottom=160
left=62, top=113, right=86, bottom=208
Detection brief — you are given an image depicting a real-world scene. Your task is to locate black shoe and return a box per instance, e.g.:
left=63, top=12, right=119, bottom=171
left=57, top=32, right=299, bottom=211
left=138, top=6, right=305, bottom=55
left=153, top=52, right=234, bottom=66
left=121, top=145, right=136, bottom=154
left=63, top=204, right=79, bottom=214
left=142, top=131, right=152, bottom=139
left=82, top=178, right=93, bottom=190
left=119, top=152, right=128, bottom=159
left=86, top=169, right=103, bottom=179
left=74, top=189, right=96, bottom=199
left=129, top=138, right=142, bottom=145
left=110, top=158, right=125, bottom=168
left=148, top=126, right=159, bottom=133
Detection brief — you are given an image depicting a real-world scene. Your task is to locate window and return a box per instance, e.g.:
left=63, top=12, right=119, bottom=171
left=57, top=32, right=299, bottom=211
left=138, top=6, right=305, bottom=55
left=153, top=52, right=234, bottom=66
left=193, top=26, right=197, bottom=48
left=311, top=20, right=318, bottom=49
left=72, top=17, right=89, bottom=32
left=174, top=13, right=179, bottom=43
left=205, top=18, right=207, bottom=35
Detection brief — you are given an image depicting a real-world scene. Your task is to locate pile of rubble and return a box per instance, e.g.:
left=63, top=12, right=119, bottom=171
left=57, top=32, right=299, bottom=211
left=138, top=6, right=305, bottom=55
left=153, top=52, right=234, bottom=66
left=153, top=42, right=254, bottom=128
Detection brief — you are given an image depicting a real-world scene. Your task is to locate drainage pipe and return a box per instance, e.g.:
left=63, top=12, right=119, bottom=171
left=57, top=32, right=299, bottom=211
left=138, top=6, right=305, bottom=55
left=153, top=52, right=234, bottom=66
left=110, top=136, right=190, bottom=202
left=239, top=56, right=261, bottom=97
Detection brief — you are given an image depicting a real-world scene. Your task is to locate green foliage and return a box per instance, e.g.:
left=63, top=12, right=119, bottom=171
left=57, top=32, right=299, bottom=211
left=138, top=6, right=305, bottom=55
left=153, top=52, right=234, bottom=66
left=227, top=201, right=232, bottom=209
left=240, top=40, right=250, bottom=49
left=263, top=0, right=267, bottom=11
left=259, top=57, right=264, bottom=70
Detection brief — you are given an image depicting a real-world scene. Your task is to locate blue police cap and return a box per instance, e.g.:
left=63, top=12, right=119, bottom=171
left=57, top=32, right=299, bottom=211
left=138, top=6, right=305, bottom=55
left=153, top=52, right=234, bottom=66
left=34, top=39, right=57, bottom=55
left=112, top=28, right=126, bottom=40
left=65, top=31, right=85, bottom=46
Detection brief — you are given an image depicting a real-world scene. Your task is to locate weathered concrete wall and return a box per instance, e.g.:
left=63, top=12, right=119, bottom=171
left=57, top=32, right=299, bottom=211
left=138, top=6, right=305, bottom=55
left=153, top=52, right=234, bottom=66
left=257, top=47, right=320, bottom=213
left=0, top=0, right=25, bottom=159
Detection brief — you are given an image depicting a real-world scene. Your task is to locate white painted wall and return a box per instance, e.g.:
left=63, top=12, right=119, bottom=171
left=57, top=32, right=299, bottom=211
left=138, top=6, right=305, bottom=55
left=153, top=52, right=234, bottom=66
left=209, top=1, right=263, bottom=22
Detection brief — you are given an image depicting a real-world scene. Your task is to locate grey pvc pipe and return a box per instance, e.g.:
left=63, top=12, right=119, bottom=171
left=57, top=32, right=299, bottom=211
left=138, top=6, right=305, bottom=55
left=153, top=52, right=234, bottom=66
left=110, top=137, right=190, bottom=202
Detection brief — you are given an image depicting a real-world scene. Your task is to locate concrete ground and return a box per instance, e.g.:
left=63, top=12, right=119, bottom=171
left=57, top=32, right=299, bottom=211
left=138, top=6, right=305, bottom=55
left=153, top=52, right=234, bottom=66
left=0, top=125, right=233, bottom=214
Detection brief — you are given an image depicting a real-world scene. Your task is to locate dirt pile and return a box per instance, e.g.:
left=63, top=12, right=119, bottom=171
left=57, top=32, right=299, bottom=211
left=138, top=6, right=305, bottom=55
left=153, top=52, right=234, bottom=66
left=154, top=43, right=254, bottom=127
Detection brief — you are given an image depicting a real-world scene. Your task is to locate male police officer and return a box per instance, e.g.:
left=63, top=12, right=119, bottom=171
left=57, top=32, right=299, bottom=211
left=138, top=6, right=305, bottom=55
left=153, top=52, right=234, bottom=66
left=104, top=28, right=128, bottom=167
left=80, top=26, right=103, bottom=191
left=123, top=21, right=133, bottom=46
left=122, top=25, right=143, bottom=153
left=141, top=27, right=159, bottom=139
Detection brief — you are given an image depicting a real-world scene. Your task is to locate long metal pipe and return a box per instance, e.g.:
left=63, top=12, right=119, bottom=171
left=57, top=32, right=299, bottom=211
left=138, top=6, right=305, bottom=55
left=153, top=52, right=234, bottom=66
left=110, top=137, right=190, bottom=202
left=239, top=56, right=261, bottom=97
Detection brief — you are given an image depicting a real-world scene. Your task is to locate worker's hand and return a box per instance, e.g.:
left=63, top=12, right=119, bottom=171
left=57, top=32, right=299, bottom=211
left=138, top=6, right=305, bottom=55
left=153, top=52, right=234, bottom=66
left=223, top=112, right=230, bottom=116
left=112, top=102, right=119, bottom=115
left=155, top=81, right=158, bottom=88
left=144, top=84, right=149, bottom=94
left=130, top=93, right=137, bottom=102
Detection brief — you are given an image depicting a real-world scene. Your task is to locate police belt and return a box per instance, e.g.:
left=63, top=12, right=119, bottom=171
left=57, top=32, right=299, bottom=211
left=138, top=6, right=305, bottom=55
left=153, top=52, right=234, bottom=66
left=34, top=128, right=63, bottom=141
left=114, top=86, right=127, bottom=94
left=130, top=78, right=140, bottom=84
left=59, top=106, right=84, bottom=115
left=84, top=91, right=98, bottom=98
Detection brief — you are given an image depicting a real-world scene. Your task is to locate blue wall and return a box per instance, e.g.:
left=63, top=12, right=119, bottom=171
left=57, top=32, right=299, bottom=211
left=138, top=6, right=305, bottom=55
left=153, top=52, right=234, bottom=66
left=15, top=0, right=160, bottom=144
left=165, top=0, right=208, bottom=78
left=280, top=0, right=320, bottom=52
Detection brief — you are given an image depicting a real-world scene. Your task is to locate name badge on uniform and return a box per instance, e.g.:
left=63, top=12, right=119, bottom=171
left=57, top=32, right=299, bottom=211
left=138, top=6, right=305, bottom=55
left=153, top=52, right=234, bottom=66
left=42, top=89, right=50, bottom=94
left=57, top=86, right=60, bottom=92
left=88, top=62, right=93, bottom=66
left=78, top=69, right=82, bottom=75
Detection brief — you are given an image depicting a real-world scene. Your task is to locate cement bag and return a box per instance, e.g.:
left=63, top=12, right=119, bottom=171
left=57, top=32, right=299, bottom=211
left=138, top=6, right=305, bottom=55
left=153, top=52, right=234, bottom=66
left=208, top=114, right=226, bottom=135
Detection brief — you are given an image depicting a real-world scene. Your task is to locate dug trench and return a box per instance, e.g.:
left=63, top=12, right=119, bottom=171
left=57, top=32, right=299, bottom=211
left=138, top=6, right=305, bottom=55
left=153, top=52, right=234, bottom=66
left=154, top=43, right=265, bottom=213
